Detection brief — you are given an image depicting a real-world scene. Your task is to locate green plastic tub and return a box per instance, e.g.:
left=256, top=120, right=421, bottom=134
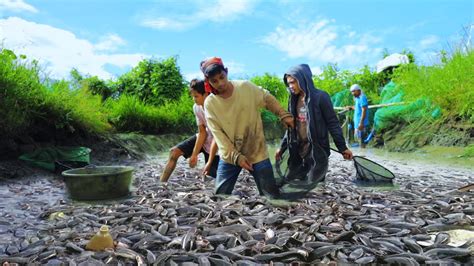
left=62, top=166, right=134, bottom=200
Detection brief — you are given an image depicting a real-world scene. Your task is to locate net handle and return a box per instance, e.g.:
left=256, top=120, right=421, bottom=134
left=330, top=147, right=345, bottom=156
left=330, top=148, right=395, bottom=180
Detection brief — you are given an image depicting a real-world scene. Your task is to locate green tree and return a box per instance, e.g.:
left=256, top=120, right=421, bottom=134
left=250, top=73, right=288, bottom=124
left=347, top=65, right=385, bottom=103
left=69, top=69, right=114, bottom=101
left=116, top=57, right=185, bottom=106
left=401, top=49, right=416, bottom=63
left=70, top=68, right=83, bottom=85
left=84, top=76, right=113, bottom=102
left=250, top=73, right=287, bottom=102
left=313, top=63, right=352, bottom=95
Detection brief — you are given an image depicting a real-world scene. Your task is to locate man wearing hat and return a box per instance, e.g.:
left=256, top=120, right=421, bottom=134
left=200, top=57, right=294, bottom=198
left=349, top=84, right=369, bottom=148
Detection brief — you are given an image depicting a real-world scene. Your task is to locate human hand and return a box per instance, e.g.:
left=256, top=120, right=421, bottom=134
left=282, top=116, right=294, bottom=128
left=202, top=162, right=211, bottom=176
left=275, top=149, right=282, bottom=161
left=342, top=149, right=353, bottom=160
left=189, top=155, right=198, bottom=168
left=357, top=124, right=365, bottom=131
left=238, top=157, right=253, bottom=171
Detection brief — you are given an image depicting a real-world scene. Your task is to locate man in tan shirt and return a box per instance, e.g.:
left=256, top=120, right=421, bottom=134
left=200, top=57, right=294, bottom=198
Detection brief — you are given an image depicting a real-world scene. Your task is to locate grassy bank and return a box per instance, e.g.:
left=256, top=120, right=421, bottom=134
left=1, top=47, right=472, bottom=158
left=381, top=49, right=473, bottom=151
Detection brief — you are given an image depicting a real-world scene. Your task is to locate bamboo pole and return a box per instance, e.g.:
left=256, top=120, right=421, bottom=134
left=334, top=102, right=405, bottom=111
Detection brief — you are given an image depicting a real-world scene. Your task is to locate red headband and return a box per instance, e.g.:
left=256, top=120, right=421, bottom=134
left=200, top=57, right=224, bottom=75
left=200, top=57, right=224, bottom=94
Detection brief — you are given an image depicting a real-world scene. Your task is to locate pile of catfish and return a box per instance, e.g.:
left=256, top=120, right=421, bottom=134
left=1, top=157, right=473, bottom=265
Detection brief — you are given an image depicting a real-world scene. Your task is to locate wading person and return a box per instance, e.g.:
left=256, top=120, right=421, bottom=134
left=200, top=57, right=294, bottom=198
left=276, top=64, right=353, bottom=185
left=348, top=84, right=369, bottom=148
left=160, top=79, right=219, bottom=182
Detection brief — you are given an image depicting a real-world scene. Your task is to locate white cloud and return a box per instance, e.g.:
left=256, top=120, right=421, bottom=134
left=225, top=60, right=245, bottom=75
left=140, top=0, right=255, bottom=30
left=141, top=18, right=192, bottom=31
left=309, top=66, right=323, bottom=76
left=405, top=34, right=441, bottom=65
left=200, top=0, right=252, bottom=22
left=419, top=35, right=439, bottom=49
left=0, top=0, right=37, bottom=13
left=261, top=20, right=382, bottom=68
left=467, top=24, right=474, bottom=49
left=184, top=71, right=204, bottom=82
left=95, top=34, right=126, bottom=52
left=0, top=17, right=147, bottom=79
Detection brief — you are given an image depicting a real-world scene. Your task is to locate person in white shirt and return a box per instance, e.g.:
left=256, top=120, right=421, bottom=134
left=160, top=79, right=219, bottom=182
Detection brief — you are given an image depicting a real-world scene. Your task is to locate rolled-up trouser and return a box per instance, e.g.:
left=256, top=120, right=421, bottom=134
left=215, top=158, right=280, bottom=198
left=355, top=128, right=368, bottom=147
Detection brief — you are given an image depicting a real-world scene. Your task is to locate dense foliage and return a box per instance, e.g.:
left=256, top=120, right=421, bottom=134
left=0, top=49, right=44, bottom=137
left=0, top=49, right=109, bottom=139
left=1, top=47, right=472, bottom=152
left=116, top=57, right=186, bottom=106
left=392, top=50, right=474, bottom=121
left=250, top=73, right=288, bottom=124
left=105, top=93, right=194, bottom=134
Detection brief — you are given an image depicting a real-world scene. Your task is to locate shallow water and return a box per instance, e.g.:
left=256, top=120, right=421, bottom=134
left=269, top=142, right=474, bottom=170
left=360, top=145, right=474, bottom=170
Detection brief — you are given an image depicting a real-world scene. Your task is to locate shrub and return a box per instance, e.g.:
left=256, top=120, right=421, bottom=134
left=392, top=49, right=474, bottom=121
left=0, top=49, right=45, bottom=137
left=115, top=57, right=186, bottom=106
left=105, top=93, right=194, bottom=134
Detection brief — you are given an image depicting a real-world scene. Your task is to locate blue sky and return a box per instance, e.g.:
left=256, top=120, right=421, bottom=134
left=0, top=0, right=472, bottom=81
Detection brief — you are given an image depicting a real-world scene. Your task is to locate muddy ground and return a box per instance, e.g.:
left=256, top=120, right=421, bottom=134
left=0, top=143, right=473, bottom=265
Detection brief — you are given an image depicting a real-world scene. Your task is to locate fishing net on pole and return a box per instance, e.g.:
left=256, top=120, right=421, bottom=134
left=351, top=154, right=395, bottom=183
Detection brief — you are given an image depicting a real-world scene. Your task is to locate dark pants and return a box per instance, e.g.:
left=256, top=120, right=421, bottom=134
left=176, top=135, right=219, bottom=177
left=215, top=158, right=279, bottom=198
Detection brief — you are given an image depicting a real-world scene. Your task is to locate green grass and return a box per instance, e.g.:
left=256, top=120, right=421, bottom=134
left=0, top=49, right=45, bottom=137
left=0, top=49, right=110, bottom=138
left=392, top=49, right=474, bottom=122
left=1, top=47, right=472, bottom=147
left=462, top=144, right=474, bottom=158
left=105, top=93, right=195, bottom=134
left=313, top=64, right=385, bottom=105
left=42, top=81, right=111, bottom=134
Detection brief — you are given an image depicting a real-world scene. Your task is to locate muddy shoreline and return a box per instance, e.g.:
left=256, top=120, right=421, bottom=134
left=0, top=142, right=473, bottom=265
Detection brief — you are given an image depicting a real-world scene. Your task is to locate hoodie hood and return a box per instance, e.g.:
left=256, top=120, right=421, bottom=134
left=283, top=64, right=316, bottom=96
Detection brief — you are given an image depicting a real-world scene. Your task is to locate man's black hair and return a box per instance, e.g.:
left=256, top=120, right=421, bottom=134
left=189, top=79, right=206, bottom=95
left=205, top=64, right=228, bottom=78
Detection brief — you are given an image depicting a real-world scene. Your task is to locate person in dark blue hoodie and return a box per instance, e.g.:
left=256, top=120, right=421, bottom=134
left=276, top=64, right=353, bottom=185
